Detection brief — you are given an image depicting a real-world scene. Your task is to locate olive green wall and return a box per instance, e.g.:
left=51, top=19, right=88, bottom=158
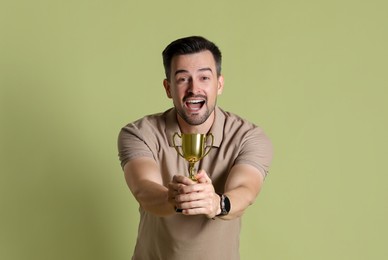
left=1, top=0, right=387, bottom=259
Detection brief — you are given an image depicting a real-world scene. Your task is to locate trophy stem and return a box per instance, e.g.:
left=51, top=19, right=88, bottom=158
left=188, top=162, right=197, bottom=181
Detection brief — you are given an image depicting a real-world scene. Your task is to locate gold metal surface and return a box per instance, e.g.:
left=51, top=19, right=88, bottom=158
left=173, top=133, right=214, bottom=181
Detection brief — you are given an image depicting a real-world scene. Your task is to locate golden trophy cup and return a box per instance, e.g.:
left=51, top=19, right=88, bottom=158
left=173, top=133, right=214, bottom=181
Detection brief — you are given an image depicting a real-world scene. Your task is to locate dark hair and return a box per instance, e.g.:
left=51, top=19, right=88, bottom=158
left=162, top=36, right=222, bottom=80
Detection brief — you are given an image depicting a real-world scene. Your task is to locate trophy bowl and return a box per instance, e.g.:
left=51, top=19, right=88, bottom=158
left=173, top=133, right=214, bottom=181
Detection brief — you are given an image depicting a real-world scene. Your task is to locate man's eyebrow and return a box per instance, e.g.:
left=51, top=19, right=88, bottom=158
left=198, top=67, right=213, bottom=73
left=174, top=67, right=213, bottom=76
left=174, top=69, right=189, bottom=76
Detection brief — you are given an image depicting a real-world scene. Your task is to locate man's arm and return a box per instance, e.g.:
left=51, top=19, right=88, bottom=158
left=220, top=163, right=264, bottom=220
left=123, top=157, right=176, bottom=217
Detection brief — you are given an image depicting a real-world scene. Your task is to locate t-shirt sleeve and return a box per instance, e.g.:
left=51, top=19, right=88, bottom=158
left=234, top=127, right=273, bottom=178
left=117, top=123, right=154, bottom=169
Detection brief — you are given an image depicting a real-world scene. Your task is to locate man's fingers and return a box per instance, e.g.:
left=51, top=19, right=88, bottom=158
left=195, top=169, right=211, bottom=184
left=173, top=175, right=196, bottom=185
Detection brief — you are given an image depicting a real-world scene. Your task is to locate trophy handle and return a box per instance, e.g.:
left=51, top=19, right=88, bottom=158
left=172, top=132, right=185, bottom=158
left=202, top=133, right=214, bottom=158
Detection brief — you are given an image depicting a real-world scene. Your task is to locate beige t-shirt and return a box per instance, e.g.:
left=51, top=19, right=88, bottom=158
left=118, top=106, right=273, bottom=260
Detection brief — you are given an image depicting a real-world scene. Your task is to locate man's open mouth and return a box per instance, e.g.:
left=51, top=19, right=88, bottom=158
left=185, top=98, right=206, bottom=111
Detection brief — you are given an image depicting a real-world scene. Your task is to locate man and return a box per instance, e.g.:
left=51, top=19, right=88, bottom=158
left=118, top=36, right=273, bottom=260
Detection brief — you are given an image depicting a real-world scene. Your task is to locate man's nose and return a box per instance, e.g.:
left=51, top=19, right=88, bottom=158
left=187, top=79, right=200, bottom=94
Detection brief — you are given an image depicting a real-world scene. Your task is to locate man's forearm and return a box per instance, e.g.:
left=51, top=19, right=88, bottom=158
left=219, top=186, right=259, bottom=220
left=131, top=180, right=175, bottom=216
left=218, top=164, right=263, bottom=220
left=123, top=157, right=175, bottom=217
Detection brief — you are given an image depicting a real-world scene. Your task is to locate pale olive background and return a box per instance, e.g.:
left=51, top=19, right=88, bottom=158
left=1, top=0, right=387, bottom=259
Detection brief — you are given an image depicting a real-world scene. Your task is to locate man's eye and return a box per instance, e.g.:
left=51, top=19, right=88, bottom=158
left=200, top=76, right=210, bottom=81
left=177, top=78, right=188, bottom=83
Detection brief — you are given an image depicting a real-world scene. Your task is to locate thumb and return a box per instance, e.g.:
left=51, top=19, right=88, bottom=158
left=196, top=169, right=211, bottom=184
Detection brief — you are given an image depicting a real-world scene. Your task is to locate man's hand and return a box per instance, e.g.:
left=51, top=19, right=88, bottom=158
left=168, top=170, right=221, bottom=219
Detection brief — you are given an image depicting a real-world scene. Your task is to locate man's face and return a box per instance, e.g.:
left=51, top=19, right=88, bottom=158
left=163, top=50, right=224, bottom=126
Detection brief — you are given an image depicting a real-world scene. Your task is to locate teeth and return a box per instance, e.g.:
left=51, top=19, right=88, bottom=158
left=187, top=100, right=204, bottom=104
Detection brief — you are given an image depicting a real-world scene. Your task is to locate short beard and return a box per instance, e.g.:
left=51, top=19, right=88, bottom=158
left=177, top=104, right=214, bottom=126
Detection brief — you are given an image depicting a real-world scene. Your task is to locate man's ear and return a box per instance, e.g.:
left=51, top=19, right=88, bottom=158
left=163, top=79, right=172, bottom=98
left=217, top=75, right=224, bottom=95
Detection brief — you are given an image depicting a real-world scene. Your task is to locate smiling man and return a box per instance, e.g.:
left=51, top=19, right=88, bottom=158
left=163, top=49, right=223, bottom=132
left=118, top=36, right=273, bottom=260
